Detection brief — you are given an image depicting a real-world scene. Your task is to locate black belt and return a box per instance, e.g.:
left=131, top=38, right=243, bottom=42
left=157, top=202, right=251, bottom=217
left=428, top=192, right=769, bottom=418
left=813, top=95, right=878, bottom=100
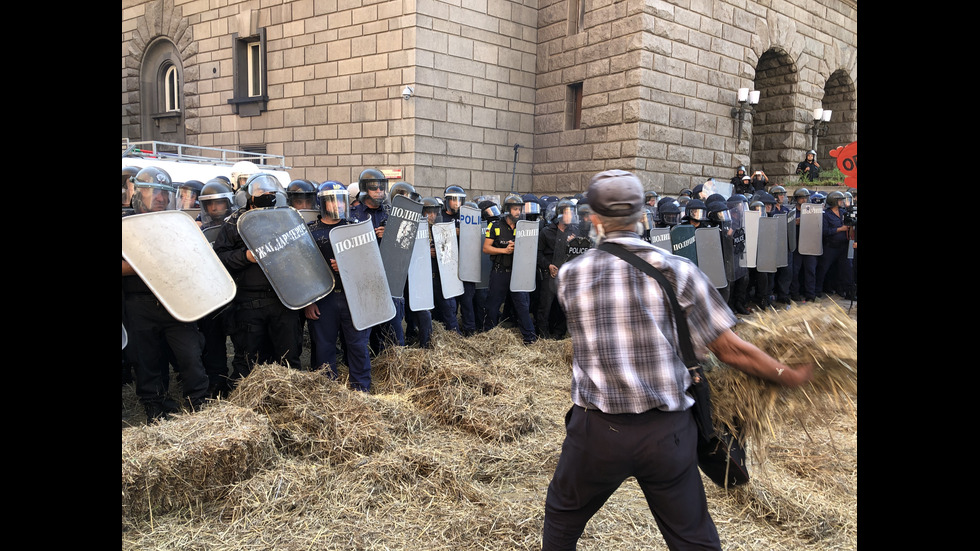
left=492, top=264, right=512, bottom=273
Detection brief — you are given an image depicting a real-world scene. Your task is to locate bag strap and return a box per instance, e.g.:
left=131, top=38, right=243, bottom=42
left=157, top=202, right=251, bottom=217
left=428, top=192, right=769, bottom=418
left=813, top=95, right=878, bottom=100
left=596, top=242, right=698, bottom=368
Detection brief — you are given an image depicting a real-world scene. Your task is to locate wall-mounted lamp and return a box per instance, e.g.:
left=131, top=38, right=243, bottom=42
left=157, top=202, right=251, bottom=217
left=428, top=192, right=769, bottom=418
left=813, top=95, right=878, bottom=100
left=731, top=87, right=760, bottom=140
left=808, top=108, right=832, bottom=152
left=402, top=86, right=414, bottom=100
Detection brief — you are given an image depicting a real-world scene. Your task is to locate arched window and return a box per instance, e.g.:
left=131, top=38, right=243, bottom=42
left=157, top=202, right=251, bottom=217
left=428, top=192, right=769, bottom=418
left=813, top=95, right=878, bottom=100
left=164, top=63, right=180, bottom=112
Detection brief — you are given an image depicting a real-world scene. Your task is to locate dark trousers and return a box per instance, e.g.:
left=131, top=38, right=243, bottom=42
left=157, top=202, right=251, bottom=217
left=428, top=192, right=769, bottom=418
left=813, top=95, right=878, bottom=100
left=198, top=308, right=231, bottom=389
left=235, top=293, right=302, bottom=374
left=308, top=292, right=372, bottom=391
left=458, top=281, right=478, bottom=334
left=486, top=268, right=536, bottom=342
left=542, top=405, right=721, bottom=550
left=432, top=276, right=461, bottom=333
left=371, top=297, right=405, bottom=353
left=816, top=244, right=852, bottom=296
left=125, top=294, right=209, bottom=409
left=791, top=251, right=817, bottom=299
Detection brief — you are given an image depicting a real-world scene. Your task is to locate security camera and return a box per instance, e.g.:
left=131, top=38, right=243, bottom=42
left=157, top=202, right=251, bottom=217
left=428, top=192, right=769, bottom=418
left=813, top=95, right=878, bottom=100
left=402, top=86, right=414, bottom=100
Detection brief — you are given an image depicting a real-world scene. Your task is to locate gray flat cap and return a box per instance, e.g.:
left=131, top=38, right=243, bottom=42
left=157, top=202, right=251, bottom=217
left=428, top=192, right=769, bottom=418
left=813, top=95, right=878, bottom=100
left=586, top=170, right=644, bottom=217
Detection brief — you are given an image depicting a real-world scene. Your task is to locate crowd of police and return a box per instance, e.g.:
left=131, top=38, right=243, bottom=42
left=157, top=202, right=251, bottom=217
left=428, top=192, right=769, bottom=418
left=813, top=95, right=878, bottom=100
left=122, top=159, right=855, bottom=424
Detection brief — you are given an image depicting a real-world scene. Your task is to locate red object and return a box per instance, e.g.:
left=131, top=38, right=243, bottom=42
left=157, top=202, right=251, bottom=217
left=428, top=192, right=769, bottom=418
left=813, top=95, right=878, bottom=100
left=828, top=142, right=857, bottom=189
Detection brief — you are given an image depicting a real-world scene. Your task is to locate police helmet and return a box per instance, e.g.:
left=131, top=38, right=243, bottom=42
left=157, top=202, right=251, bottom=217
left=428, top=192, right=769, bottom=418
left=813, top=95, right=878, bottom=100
left=444, top=185, right=466, bottom=212
left=286, top=179, right=317, bottom=209
left=707, top=201, right=732, bottom=225
left=503, top=194, right=525, bottom=219
left=683, top=199, right=708, bottom=222
left=122, top=166, right=141, bottom=208
left=388, top=181, right=417, bottom=203
left=749, top=200, right=765, bottom=211
left=756, top=191, right=777, bottom=205
left=478, top=200, right=501, bottom=221
left=658, top=200, right=681, bottom=226
left=794, top=187, right=811, bottom=201
left=810, top=191, right=826, bottom=204
left=736, top=165, right=747, bottom=176
left=422, top=196, right=443, bottom=218
left=245, top=173, right=283, bottom=209
left=522, top=200, right=542, bottom=221
left=230, top=161, right=259, bottom=192
left=826, top=190, right=846, bottom=208
left=358, top=168, right=388, bottom=192
left=317, top=181, right=349, bottom=220
left=199, top=179, right=236, bottom=225
left=176, top=180, right=204, bottom=210
left=131, top=166, right=176, bottom=214
left=679, top=189, right=693, bottom=198
left=644, top=189, right=660, bottom=204
left=843, top=191, right=853, bottom=208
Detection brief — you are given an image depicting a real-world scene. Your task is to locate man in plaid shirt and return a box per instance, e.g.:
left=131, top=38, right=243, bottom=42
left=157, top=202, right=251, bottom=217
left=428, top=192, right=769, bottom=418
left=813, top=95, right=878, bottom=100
left=542, top=170, right=813, bottom=550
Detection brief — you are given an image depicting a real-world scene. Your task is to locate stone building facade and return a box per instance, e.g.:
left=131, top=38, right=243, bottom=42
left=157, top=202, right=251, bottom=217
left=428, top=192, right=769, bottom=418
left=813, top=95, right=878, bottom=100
left=122, top=0, right=857, bottom=200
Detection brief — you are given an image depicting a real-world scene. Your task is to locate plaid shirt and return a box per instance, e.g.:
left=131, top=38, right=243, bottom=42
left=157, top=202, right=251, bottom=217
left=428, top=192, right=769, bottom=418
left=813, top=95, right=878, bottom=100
left=557, top=231, right=736, bottom=414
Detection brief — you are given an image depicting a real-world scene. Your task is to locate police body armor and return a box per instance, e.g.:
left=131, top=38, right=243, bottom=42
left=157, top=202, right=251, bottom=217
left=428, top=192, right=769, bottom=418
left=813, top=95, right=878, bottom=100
left=457, top=204, right=485, bottom=283
left=237, top=207, right=334, bottom=310
left=122, top=210, right=237, bottom=322
left=329, top=219, right=397, bottom=330
left=798, top=203, right=824, bottom=256
left=407, top=220, right=434, bottom=312
left=670, top=223, right=698, bottom=264
left=549, top=225, right=589, bottom=293
left=695, top=226, right=728, bottom=289
left=378, top=194, right=424, bottom=299
left=431, top=221, right=465, bottom=299
left=510, top=219, right=540, bottom=292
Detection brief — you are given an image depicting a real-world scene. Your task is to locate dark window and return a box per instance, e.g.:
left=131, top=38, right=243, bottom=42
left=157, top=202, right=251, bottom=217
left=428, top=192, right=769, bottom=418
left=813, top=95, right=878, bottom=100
left=566, top=82, right=583, bottom=130
left=568, top=0, right=586, bottom=35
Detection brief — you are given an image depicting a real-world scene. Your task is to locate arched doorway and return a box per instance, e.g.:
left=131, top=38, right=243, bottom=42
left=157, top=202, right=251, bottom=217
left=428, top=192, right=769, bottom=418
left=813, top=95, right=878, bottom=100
left=139, top=37, right=185, bottom=144
left=749, top=48, right=800, bottom=183
left=816, top=70, right=857, bottom=173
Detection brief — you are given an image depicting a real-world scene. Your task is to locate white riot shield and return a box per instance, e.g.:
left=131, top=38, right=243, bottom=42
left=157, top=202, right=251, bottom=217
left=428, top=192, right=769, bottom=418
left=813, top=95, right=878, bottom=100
left=458, top=205, right=485, bottom=283
left=755, top=216, right=780, bottom=274
left=743, top=210, right=762, bottom=268
left=510, top=219, right=539, bottom=292
left=702, top=180, right=734, bottom=201
left=432, top=222, right=465, bottom=298
left=122, top=211, right=236, bottom=322
left=773, top=213, right=789, bottom=268
left=798, top=203, right=824, bottom=256
left=379, top=195, right=423, bottom=299
left=330, top=220, right=396, bottom=330
left=695, top=227, right=728, bottom=289
left=649, top=227, right=672, bottom=252
left=122, top=323, right=128, bottom=350
left=238, top=208, right=335, bottom=310
left=407, top=221, right=434, bottom=312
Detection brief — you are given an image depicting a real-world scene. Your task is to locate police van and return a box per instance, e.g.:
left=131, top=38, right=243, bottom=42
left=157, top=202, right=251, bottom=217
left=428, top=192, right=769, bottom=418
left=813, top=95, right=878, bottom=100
left=122, top=140, right=293, bottom=189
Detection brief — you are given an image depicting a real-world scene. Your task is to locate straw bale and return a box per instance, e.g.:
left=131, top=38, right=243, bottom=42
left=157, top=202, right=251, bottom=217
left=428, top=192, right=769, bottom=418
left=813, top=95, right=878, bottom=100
left=226, top=363, right=390, bottom=463
left=121, top=402, right=277, bottom=523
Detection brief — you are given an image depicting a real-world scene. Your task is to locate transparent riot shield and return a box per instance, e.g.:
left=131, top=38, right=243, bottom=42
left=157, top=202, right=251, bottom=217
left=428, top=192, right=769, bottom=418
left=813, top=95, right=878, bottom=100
left=695, top=227, right=728, bottom=289
left=298, top=209, right=320, bottom=224
left=407, top=221, right=434, bottom=312
left=379, top=194, right=424, bottom=299
left=511, top=219, right=540, bottom=292
left=122, top=210, right=237, bottom=322
left=670, top=224, right=698, bottom=264
left=237, top=207, right=335, bottom=310
left=458, top=205, right=485, bottom=283
left=432, top=221, right=465, bottom=298
left=798, top=203, right=824, bottom=256
left=728, top=207, right=748, bottom=280
left=330, top=220, right=396, bottom=331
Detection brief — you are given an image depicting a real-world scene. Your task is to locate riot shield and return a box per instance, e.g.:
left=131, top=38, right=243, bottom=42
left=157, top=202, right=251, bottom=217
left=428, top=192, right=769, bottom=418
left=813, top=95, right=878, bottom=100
left=407, top=221, right=434, bottom=312
left=122, top=323, right=128, bottom=350
left=702, top=179, right=734, bottom=201
left=798, top=203, right=824, bottom=256
left=720, top=225, right=736, bottom=282
left=379, top=194, right=424, bottom=299
left=478, top=252, right=491, bottom=290
left=649, top=227, right=672, bottom=252
left=755, top=215, right=779, bottom=274
left=202, top=225, right=221, bottom=245
left=695, top=227, right=727, bottom=289
left=330, top=220, right=397, bottom=330
left=743, top=210, right=761, bottom=268
left=772, top=213, right=788, bottom=268
left=432, top=221, right=465, bottom=298
left=786, top=210, right=797, bottom=253
left=122, top=210, right=236, bottom=322
left=458, top=205, right=485, bottom=283
left=237, top=207, right=335, bottom=310
left=180, top=208, right=198, bottom=220
left=511, top=219, right=540, bottom=292
left=729, top=207, right=748, bottom=280
left=298, top=209, right=320, bottom=224
left=549, top=226, right=584, bottom=293
left=670, top=224, right=698, bottom=264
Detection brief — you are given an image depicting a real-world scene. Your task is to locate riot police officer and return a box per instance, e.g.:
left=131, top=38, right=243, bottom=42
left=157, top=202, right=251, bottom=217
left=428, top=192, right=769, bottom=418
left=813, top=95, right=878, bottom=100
left=483, top=194, right=537, bottom=344
left=122, top=166, right=210, bottom=422
left=536, top=199, right=581, bottom=339
left=796, top=150, right=821, bottom=182
left=816, top=190, right=855, bottom=300
left=285, top=179, right=317, bottom=211
left=213, top=173, right=304, bottom=380
left=790, top=188, right=817, bottom=301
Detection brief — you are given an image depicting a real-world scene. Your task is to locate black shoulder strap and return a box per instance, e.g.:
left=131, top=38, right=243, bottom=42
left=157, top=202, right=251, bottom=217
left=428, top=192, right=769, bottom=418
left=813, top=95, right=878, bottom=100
left=596, top=242, right=698, bottom=368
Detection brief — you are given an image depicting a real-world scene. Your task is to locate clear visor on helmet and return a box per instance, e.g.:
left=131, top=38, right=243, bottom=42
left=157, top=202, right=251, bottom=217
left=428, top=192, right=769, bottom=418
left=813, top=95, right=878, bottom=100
left=557, top=207, right=580, bottom=226
left=710, top=209, right=732, bottom=224
left=248, top=175, right=282, bottom=197
left=482, top=205, right=501, bottom=220
left=445, top=193, right=465, bottom=211
left=176, top=187, right=200, bottom=210
left=362, top=179, right=387, bottom=193
left=132, top=184, right=176, bottom=214
left=318, top=189, right=349, bottom=220
left=686, top=207, right=707, bottom=221
left=522, top=202, right=541, bottom=216
left=199, top=192, right=235, bottom=225
left=661, top=210, right=681, bottom=226
left=288, top=192, right=317, bottom=210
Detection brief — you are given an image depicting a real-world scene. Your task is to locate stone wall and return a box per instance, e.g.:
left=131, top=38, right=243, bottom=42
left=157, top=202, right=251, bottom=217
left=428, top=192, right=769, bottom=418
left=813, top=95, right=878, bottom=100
left=122, top=0, right=856, bottom=199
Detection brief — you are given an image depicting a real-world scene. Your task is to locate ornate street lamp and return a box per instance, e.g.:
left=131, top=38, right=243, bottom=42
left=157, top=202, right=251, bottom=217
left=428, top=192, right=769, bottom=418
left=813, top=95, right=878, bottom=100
left=731, top=87, right=760, bottom=140
left=808, top=108, right=832, bottom=152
